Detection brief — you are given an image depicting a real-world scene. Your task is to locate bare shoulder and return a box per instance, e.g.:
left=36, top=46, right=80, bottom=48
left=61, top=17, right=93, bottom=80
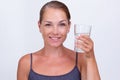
left=77, top=53, right=86, bottom=67
left=78, top=53, right=87, bottom=80
left=64, top=47, right=75, bottom=54
left=17, top=53, right=31, bottom=80
left=78, top=53, right=86, bottom=63
left=18, top=54, right=31, bottom=68
left=65, top=47, right=86, bottom=66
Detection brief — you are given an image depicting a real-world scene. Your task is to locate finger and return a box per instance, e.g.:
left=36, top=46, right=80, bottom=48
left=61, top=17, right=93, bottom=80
left=75, top=39, right=93, bottom=53
left=77, top=42, right=91, bottom=52
left=80, top=35, right=93, bottom=46
left=81, top=44, right=93, bottom=53
left=78, top=37, right=91, bottom=47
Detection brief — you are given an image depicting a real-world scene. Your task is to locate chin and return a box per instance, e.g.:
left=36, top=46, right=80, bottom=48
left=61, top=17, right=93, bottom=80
left=50, top=43, right=62, bottom=48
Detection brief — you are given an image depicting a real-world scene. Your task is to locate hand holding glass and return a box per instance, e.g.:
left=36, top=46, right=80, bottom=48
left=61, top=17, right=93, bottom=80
left=74, top=24, right=92, bottom=53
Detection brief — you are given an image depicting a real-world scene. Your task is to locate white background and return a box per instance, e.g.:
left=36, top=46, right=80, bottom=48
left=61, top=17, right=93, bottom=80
left=0, top=0, right=120, bottom=80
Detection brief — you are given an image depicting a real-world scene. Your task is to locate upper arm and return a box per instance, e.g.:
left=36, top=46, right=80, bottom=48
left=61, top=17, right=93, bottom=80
left=78, top=54, right=87, bottom=80
left=17, top=54, right=30, bottom=80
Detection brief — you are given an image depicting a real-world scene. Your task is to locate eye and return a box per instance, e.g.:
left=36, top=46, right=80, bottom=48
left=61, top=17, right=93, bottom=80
left=45, top=24, right=51, bottom=27
left=59, top=23, right=66, bottom=26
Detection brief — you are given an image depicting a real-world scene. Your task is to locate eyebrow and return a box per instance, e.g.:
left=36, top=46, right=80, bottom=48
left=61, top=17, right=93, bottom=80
left=43, top=20, right=68, bottom=23
left=43, top=21, right=52, bottom=23
left=59, top=20, right=68, bottom=22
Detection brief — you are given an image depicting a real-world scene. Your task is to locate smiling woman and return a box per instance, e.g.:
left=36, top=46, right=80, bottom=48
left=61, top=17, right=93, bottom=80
left=39, top=8, right=70, bottom=48
left=17, top=1, right=100, bottom=80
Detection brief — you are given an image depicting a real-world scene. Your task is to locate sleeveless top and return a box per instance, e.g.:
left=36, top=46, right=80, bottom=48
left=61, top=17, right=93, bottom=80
left=28, top=53, right=81, bottom=80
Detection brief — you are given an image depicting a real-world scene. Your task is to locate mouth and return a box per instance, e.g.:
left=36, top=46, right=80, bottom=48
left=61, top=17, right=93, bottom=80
left=49, top=36, right=61, bottom=42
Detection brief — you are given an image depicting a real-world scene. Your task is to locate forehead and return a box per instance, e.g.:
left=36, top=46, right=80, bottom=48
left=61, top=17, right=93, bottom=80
left=42, top=7, right=67, bottom=21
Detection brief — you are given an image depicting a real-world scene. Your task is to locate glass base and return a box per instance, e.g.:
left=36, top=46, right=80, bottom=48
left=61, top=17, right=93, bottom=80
left=75, top=48, right=85, bottom=53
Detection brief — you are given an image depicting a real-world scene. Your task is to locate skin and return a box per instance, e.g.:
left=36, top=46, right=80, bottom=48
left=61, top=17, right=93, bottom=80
left=17, top=7, right=100, bottom=80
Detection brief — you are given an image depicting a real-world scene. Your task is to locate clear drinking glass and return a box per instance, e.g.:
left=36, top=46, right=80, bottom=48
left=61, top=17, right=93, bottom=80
left=74, top=24, right=92, bottom=53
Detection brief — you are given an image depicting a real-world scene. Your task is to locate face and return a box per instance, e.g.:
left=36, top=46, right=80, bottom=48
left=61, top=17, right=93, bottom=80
left=38, top=7, right=70, bottom=47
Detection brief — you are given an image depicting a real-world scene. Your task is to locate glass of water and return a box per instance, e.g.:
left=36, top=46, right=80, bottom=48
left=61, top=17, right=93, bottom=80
left=74, top=24, right=92, bottom=53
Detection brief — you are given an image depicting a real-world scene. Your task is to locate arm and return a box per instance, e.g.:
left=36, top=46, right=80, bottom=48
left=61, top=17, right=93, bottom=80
left=86, top=54, right=100, bottom=80
left=77, top=35, right=101, bottom=80
left=78, top=54, right=87, bottom=80
left=17, top=54, right=30, bottom=80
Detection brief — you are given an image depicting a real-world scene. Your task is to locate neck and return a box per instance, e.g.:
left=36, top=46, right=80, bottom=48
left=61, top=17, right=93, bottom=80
left=41, top=45, right=66, bottom=57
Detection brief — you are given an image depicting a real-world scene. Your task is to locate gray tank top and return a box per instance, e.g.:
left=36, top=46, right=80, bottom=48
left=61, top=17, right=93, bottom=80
left=28, top=53, right=81, bottom=80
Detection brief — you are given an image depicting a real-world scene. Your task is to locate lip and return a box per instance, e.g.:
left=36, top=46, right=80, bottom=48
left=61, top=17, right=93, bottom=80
left=49, top=36, right=61, bottom=42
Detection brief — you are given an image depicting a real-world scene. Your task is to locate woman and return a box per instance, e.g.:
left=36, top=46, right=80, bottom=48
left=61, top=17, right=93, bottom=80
left=17, top=1, right=100, bottom=80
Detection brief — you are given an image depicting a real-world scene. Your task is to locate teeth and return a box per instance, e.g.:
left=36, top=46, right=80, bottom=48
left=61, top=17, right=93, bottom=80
left=50, top=37, right=60, bottom=40
left=51, top=37, right=58, bottom=40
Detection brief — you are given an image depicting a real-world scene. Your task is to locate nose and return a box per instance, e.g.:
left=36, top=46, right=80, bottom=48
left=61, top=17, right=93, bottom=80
left=52, top=26, right=59, bottom=35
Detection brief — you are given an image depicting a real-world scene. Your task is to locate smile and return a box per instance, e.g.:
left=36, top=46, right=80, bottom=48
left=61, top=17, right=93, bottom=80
left=49, top=36, right=61, bottom=41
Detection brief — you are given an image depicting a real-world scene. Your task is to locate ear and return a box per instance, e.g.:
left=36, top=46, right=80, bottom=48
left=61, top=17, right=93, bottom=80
left=38, top=21, right=41, bottom=32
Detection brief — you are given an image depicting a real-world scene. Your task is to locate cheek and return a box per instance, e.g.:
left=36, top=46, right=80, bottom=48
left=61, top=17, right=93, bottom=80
left=40, top=28, right=49, bottom=39
left=41, top=27, right=51, bottom=34
left=62, top=27, right=69, bottom=34
left=60, top=29, right=68, bottom=37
